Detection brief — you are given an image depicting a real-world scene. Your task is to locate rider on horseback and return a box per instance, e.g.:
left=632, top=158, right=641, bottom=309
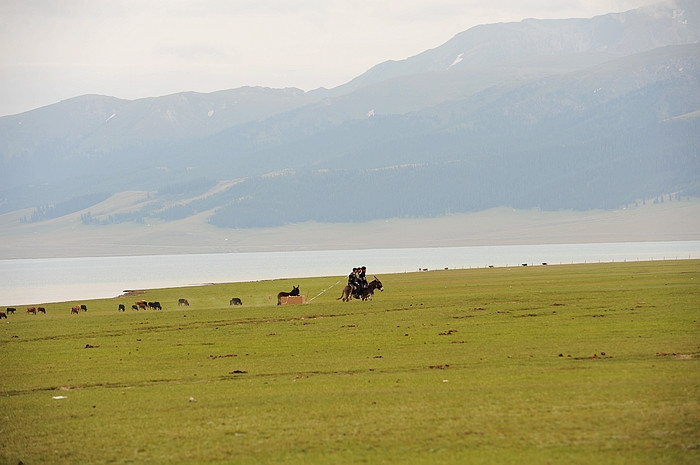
left=358, top=266, right=368, bottom=290
left=352, top=266, right=368, bottom=299
left=348, top=268, right=360, bottom=296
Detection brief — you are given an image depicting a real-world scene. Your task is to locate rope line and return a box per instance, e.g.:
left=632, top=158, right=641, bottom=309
left=308, top=280, right=342, bottom=302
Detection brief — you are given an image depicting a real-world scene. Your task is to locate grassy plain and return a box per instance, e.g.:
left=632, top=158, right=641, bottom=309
left=1, top=260, right=698, bottom=464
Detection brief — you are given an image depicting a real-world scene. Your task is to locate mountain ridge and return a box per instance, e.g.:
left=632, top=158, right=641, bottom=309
left=0, top=0, right=698, bottom=235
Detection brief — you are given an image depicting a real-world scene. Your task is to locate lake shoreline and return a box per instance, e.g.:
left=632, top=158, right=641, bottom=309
left=2, top=241, right=698, bottom=307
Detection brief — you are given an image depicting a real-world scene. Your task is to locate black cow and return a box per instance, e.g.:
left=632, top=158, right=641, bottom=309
left=80, top=304, right=88, bottom=312
left=6, top=307, right=16, bottom=314
left=152, top=301, right=162, bottom=310
left=229, top=298, right=243, bottom=306
left=118, top=304, right=126, bottom=312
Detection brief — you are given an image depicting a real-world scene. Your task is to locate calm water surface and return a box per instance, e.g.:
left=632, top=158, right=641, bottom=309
left=1, top=241, right=698, bottom=306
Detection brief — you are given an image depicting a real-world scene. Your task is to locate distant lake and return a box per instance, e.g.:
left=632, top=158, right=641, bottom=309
left=1, top=241, right=698, bottom=306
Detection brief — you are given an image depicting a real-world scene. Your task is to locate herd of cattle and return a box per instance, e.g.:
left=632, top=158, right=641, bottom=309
left=1, top=306, right=49, bottom=318
left=0, top=297, right=245, bottom=318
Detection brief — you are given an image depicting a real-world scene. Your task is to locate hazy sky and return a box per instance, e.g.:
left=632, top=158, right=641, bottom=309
left=1, top=0, right=659, bottom=117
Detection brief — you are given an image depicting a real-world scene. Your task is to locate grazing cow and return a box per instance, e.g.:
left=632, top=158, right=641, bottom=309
left=118, top=304, right=126, bottom=312
left=80, top=304, right=88, bottom=312
left=152, top=301, right=162, bottom=310
left=277, top=285, right=300, bottom=305
left=6, top=307, right=16, bottom=314
left=229, top=297, right=243, bottom=306
left=0, top=312, right=6, bottom=319
left=131, top=305, right=139, bottom=311
left=37, top=307, right=46, bottom=314
left=178, top=298, right=189, bottom=306
left=71, top=306, right=80, bottom=315
left=27, top=307, right=37, bottom=315
left=137, top=302, right=148, bottom=310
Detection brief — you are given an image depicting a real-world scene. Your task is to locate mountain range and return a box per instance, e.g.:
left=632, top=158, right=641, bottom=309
left=1, top=0, right=699, bottom=230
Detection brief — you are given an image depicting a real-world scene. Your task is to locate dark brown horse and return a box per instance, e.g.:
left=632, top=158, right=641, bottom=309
left=359, top=277, right=384, bottom=301
left=277, top=285, right=300, bottom=305
left=339, top=277, right=384, bottom=302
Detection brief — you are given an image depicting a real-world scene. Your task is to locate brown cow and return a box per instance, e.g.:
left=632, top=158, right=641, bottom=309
left=27, top=307, right=36, bottom=315
left=0, top=312, right=6, bottom=319
left=37, top=307, right=46, bottom=314
left=71, top=306, right=80, bottom=314
left=178, top=298, right=189, bottom=306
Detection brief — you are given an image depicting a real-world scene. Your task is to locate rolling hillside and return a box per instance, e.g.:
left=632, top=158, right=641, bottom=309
left=0, top=0, right=698, bottom=234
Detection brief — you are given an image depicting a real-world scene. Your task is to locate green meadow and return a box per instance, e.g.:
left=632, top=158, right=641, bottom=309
left=1, top=260, right=698, bottom=465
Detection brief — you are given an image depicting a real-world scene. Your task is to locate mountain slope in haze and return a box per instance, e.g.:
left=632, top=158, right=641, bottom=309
left=0, top=0, right=698, bottom=230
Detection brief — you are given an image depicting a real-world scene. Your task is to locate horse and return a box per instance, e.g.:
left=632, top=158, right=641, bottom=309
left=358, top=277, right=384, bottom=300
left=277, top=285, right=300, bottom=305
left=339, top=277, right=384, bottom=302
left=337, top=285, right=354, bottom=302
left=229, top=297, right=243, bottom=306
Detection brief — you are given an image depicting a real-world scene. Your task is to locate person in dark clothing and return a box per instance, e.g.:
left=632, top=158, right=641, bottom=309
left=348, top=268, right=359, bottom=295
left=358, top=266, right=368, bottom=289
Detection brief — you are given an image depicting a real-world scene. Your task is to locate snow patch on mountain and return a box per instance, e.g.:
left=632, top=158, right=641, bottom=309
left=448, top=53, right=464, bottom=69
